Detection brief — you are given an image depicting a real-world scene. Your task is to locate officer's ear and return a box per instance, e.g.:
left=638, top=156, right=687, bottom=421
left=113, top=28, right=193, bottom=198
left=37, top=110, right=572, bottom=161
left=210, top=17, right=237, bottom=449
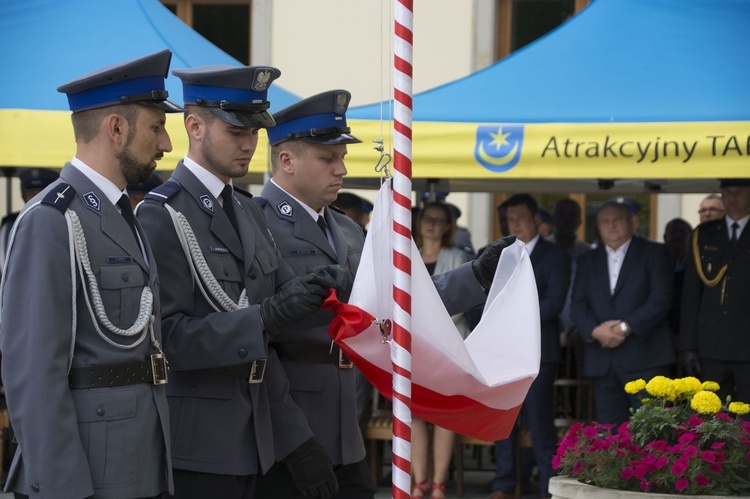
left=277, top=148, right=296, bottom=175
left=106, top=113, right=131, bottom=147
left=184, top=113, right=205, bottom=141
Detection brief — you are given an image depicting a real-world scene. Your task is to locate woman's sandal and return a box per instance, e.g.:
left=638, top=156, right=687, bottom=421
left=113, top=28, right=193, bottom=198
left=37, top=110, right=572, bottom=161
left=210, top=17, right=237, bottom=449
left=430, top=481, right=446, bottom=499
left=411, top=479, right=431, bottom=499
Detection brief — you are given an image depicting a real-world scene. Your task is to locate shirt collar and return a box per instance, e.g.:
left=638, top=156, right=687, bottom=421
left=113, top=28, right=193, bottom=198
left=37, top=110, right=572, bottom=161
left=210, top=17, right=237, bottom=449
left=183, top=156, right=232, bottom=202
left=524, top=233, right=541, bottom=255
left=270, top=179, right=324, bottom=221
left=70, top=156, right=126, bottom=206
left=605, top=237, right=632, bottom=255
left=726, top=214, right=750, bottom=233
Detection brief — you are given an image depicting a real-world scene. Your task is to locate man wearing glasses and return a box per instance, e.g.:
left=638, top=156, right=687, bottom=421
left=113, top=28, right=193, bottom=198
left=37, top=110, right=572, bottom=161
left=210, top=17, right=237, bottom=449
left=698, top=193, right=725, bottom=223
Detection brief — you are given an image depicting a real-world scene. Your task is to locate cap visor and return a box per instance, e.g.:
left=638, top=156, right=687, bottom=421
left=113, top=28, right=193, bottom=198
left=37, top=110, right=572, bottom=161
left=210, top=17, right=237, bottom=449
left=301, top=133, right=363, bottom=145
left=211, top=108, right=276, bottom=128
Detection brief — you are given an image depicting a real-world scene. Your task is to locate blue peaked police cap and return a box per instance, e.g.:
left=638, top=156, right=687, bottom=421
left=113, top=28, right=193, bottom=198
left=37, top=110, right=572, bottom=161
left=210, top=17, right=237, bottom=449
left=57, top=49, right=183, bottom=113
left=172, top=65, right=281, bottom=128
left=267, top=90, right=362, bottom=146
left=19, top=168, right=59, bottom=192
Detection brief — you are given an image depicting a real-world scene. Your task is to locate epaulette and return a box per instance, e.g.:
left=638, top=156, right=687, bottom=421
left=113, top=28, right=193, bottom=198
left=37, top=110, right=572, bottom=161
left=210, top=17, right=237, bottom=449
left=328, top=204, right=345, bottom=215
left=40, top=183, right=76, bottom=213
left=254, top=197, right=269, bottom=208
left=144, top=180, right=182, bottom=204
left=232, top=185, right=253, bottom=199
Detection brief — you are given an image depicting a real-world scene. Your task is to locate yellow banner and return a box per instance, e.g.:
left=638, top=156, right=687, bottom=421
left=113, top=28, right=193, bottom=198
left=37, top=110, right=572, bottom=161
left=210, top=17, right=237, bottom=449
left=345, top=120, right=750, bottom=179
left=2, top=110, right=747, bottom=182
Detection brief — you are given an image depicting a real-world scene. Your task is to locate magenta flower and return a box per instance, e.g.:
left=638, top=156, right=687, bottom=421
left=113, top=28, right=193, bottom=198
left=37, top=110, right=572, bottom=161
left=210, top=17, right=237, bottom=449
left=572, top=462, right=583, bottom=474
left=621, top=468, right=634, bottom=480
left=582, top=426, right=598, bottom=439
left=687, top=414, right=703, bottom=427
left=695, top=475, right=709, bottom=487
left=700, top=451, right=717, bottom=463
left=678, top=432, right=698, bottom=445
left=671, top=456, right=689, bottom=476
left=640, top=479, right=650, bottom=492
left=683, top=445, right=698, bottom=458
left=709, top=463, right=723, bottom=473
left=675, top=478, right=689, bottom=491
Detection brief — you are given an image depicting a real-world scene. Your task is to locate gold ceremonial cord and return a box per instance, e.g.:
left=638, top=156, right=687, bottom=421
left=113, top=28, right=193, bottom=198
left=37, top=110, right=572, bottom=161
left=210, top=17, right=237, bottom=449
left=692, top=228, right=727, bottom=288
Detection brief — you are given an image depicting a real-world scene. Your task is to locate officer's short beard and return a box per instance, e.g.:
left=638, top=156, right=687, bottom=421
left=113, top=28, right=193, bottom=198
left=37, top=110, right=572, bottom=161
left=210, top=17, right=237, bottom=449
left=118, top=126, right=154, bottom=185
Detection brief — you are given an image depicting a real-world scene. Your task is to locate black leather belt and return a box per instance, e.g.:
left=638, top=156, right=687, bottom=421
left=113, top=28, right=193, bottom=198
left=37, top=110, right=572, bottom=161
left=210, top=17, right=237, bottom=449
left=209, top=360, right=267, bottom=384
left=275, top=343, right=353, bottom=369
left=69, top=354, right=168, bottom=389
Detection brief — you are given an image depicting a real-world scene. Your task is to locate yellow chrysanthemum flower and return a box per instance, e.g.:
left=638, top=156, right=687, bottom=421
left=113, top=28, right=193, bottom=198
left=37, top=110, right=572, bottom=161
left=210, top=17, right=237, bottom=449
left=728, top=402, right=750, bottom=415
left=674, top=377, right=702, bottom=396
left=701, top=381, right=720, bottom=392
left=624, top=379, right=647, bottom=394
left=646, top=376, right=677, bottom=401
left=690, top=390, right=722, bottom=414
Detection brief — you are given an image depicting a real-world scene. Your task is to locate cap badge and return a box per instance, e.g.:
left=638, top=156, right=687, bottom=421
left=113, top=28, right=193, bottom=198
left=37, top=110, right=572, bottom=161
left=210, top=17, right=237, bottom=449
left=277, top=201, right=293, bottom=217
left=200, top=195, right=214, bottom=212
left=82, top=191, right=101, bottom=211
left=334, top=92, right=348, bottom=115
left=252, top=70, right=272, bottom=91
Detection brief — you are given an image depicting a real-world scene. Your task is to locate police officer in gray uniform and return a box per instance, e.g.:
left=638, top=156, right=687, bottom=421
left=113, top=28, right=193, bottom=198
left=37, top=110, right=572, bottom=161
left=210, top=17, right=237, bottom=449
left=0, top=50, right=181, bottom=499
left=136, top=67, right=351, bottom=499
left=255, top=89, right=516, bottom=498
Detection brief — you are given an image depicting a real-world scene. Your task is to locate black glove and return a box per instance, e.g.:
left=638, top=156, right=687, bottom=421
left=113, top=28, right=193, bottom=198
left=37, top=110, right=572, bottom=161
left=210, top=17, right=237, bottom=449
left=681, top=350, right=702, bottom=376
left=260, top=273, right=330, bottom=335
left=282, top=438, right=339, bottom=498
left=472, top=235, right=517, bottom=291
left=311, top=264, right=354, bottom=303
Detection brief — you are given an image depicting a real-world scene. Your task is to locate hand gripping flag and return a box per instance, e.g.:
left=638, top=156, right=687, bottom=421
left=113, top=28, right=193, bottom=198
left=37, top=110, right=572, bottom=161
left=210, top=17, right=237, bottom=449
left=323, top=182, right=540, bottom=442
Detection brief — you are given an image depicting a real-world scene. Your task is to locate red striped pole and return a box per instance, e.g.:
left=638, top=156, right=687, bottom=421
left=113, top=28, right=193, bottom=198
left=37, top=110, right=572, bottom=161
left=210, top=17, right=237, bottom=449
left=391, top=0, right=414, bottom=497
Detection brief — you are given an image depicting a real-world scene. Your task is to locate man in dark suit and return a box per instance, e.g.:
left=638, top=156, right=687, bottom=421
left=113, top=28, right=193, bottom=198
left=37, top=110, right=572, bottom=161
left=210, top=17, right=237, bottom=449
left=571, top=199, right=674, bottom=425
left=137, top=68, right=351, bottom=499
left=254, top=90, right=515, bottom=499
left=1, top=50, right=181, bottom=499
left=681, top=179, right=750, bottom=405
left=491, top=194, right=570, bottom=499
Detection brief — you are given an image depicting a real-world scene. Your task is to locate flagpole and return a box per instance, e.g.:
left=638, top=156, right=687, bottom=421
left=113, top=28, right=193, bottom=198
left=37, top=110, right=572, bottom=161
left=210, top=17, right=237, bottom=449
left=391, top=0, right=414, bottom=497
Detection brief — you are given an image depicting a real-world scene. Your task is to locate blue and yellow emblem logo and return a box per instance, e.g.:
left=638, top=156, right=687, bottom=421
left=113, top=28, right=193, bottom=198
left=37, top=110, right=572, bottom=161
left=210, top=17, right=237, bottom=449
left=474, top=125, right=524, bottom=172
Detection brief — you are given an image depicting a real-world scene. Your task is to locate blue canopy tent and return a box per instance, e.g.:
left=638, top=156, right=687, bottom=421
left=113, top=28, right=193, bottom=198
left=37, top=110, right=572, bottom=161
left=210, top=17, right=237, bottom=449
left=0, top=0, right=299, bottom=178
left=344, top=0, right=750, bottom=193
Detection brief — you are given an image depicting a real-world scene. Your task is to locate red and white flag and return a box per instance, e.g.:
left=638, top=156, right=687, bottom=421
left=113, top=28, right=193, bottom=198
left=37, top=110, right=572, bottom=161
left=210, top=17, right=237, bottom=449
left=324, top=183, right=540, bottom=442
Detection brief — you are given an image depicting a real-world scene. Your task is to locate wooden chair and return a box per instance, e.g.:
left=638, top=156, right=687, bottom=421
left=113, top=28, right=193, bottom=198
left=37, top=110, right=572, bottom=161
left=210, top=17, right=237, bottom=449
left=364, top=390, right=394, bottom=487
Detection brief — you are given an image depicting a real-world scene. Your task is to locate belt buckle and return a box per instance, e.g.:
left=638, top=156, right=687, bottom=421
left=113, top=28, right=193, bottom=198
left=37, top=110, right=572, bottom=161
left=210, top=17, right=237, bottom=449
left=249, top=359, right=267, bottom=384
left=150, top=353, right=169, bottom=385
left=338, top=348, right=353, bottom=369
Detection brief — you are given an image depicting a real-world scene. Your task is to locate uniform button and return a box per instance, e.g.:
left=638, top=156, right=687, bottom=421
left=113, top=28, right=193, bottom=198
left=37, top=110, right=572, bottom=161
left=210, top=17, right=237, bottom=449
left=239, top=348, right=248, bottom=359
left=248, top=272, right=257, bottom=280
left=122, top=273, right=129, bottom=282
left=96, top=407, right=105, bottom=417
left=30, top=483, right=40, bottom=492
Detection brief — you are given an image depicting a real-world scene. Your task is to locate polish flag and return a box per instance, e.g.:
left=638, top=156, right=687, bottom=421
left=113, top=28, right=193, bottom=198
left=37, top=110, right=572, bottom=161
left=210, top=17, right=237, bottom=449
left=323, top=183, right=540, bottom=442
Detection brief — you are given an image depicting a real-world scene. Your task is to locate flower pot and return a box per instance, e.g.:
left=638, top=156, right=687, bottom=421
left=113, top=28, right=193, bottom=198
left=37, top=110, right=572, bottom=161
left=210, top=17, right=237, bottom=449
left=549, top=476, right=750, bottom=499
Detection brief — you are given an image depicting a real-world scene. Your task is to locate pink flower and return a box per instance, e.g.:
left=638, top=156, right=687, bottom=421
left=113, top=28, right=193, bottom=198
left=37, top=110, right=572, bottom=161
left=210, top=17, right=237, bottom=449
left=710, top=441, right=726, bottom=450
left=552, top=455, right=561, bottom=469
left=572, top=462, right=583, bottom=474
left=687, top=414, right=703, bottom=427
left=695, top=474, right=709, bottom=487
left=679, top=432, right=698, bottom=445
left=715, top=412, right=732, bottom=422
left=582, top=426, right=598, bottom=439
left=700, top=451, right=717, bottom=463
left=675, top=478, right=689, bottom=491
left=647, top=440, right=668, bottom=451
left=640, top=479, right=650, bottom=492
left=709, top=463, right=723, bottom=473
left=621, top=468, right=635, bottom=480
left=683, top=445, right=698, bottom=458
left=671, top=456, right=689, bottom=476
left=654, top=456, right=669, bottom=469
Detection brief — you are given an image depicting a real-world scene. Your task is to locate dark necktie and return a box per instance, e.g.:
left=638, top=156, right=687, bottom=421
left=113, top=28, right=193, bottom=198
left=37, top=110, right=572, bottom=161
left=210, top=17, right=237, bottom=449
left=221, top=185, right=239, bottom=235
left=117, top=194, right=138, bottom=242
left=731, top=221, right=739, bottom=250
left=317, top=215, right=329, bottom=236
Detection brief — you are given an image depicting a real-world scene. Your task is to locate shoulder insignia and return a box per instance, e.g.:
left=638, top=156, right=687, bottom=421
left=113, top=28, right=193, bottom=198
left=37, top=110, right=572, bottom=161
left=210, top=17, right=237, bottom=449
left=40, top=183, right=76, bottom=213
left=328, top=204, right=345, bottom=215
left=232, top=185, right=253, bottom=199
left=144, top=180, right=182, bottom=204
left=254, top=197, right=269, bottom=208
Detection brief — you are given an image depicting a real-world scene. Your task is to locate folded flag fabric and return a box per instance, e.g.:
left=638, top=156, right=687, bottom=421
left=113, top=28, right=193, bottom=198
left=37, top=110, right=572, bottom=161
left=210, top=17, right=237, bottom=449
left=323, top=182, right=540, bottom=442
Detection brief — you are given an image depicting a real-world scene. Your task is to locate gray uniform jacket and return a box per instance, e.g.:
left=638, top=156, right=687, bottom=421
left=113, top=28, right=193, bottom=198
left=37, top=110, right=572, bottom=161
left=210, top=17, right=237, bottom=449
left=0, top=163, right=171, bottom=499
left=137, top=162, right=312, bottom=477
left=259, top=181, right=488, bottom=465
